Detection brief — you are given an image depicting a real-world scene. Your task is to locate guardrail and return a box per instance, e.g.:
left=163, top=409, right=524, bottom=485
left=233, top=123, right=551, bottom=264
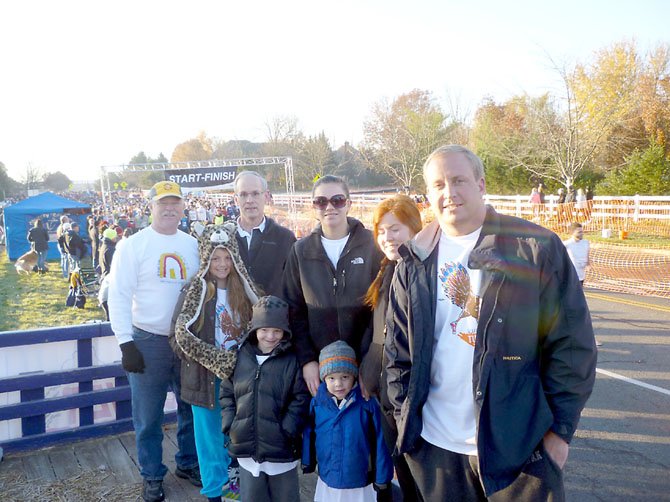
left=0, top=323, right=175, bottom=453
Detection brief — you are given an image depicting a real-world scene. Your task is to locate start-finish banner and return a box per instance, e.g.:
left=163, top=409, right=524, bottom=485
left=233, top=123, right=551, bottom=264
left=164, top=166, right=237, bottom=190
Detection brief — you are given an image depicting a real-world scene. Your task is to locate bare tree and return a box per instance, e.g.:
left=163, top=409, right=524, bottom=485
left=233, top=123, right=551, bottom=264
left=23, top=163, right=42, bottom=190
left=264, top=115, right=303, bottom=154
left=362, top=89, right=451, bottom=189
left=482, top=60, right=632, bottom=188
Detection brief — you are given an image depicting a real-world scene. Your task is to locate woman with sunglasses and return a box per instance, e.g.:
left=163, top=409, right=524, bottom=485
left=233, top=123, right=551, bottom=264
left=360, top=194, right=423, bottom=501
left=282, top=175, right=382, bottom=396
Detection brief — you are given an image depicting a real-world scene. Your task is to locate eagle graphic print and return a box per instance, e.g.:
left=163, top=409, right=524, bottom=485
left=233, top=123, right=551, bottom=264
left=438, top=261, right=481, bottom=347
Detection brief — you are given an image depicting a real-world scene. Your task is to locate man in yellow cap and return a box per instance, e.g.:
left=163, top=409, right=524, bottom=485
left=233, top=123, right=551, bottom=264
left=108, top=181, right=201, bottom=501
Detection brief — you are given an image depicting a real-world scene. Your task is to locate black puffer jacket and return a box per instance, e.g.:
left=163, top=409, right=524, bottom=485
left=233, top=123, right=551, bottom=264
left=282, top=217, right=382, bottom=366
left=220, top=336, right=310, bottom=462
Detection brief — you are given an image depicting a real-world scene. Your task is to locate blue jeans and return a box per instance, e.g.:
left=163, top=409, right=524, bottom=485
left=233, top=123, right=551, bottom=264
left=69, top=255, right=81, bottom=272
left=36, top=250, right=47, bottom=271
left=127, top=328, right=198, bottom=480
left=192, top=379, right=230, bottom=497
left=59, top=249, right=69, bottom=277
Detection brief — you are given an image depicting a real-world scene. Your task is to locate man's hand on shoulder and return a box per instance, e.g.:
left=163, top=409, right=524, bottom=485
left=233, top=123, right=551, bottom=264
left=120, top=341, right=145, bottom=373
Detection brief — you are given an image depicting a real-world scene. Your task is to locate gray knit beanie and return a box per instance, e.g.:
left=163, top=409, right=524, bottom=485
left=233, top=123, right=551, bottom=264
left=319, top=340, right=358, bottom=380
left=248, top=296, right=291, bottom=337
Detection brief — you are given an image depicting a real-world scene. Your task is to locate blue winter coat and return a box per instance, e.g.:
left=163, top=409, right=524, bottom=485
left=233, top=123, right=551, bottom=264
left=302, top=382, right=393, bottom=489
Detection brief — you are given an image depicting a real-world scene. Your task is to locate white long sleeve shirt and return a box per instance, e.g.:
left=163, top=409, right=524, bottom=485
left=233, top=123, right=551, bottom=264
left=108, top=226, right=198, bottom=344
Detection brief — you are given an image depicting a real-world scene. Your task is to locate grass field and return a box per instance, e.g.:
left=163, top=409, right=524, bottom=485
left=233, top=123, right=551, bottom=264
left=0, top=249, right=104, bottom=332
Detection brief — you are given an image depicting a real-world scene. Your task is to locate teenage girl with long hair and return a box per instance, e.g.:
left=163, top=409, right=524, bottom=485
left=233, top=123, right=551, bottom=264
left=360, top=194, right=423, bottom=502
left=172, top=224, right=261, bottom=502
left=282, top=175, right=382, bottom=396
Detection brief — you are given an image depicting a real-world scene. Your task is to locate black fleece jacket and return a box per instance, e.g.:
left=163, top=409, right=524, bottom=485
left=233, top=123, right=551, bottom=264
left=282, top=217, right=382, bottom=366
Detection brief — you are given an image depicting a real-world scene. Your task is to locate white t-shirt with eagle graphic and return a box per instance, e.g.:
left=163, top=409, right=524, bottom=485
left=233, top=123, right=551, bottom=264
left=421, top=227, right=482, bottom=455
left=215, top=288, right=244, bottom=350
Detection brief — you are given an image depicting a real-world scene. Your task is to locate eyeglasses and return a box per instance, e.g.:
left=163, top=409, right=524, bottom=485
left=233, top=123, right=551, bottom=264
left=156, top=200, right=182, bottom=208
left=236, top=191, right=265, bottom=200
left=312, top=194, right=348, bottom=210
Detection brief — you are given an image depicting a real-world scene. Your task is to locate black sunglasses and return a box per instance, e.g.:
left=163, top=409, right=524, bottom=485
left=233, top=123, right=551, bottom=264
left=312, top=194, right=348, bottom=210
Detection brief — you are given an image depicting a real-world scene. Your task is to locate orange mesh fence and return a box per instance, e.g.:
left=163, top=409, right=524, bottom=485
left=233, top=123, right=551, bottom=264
left=586, top=244, right=670, bottom=298
left=272, top=194, right=670, bottom=299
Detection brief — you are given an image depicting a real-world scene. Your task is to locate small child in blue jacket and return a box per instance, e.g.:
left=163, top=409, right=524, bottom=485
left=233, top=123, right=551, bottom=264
left=302, top=341, right=393, bottom=501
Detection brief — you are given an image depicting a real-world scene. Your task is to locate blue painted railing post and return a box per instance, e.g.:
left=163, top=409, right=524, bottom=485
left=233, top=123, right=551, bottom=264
left=115, top=374, right=131, bottom=419
left=77, top=338, right=94, bottom=426
left=20, top=372, right=45, bottom=436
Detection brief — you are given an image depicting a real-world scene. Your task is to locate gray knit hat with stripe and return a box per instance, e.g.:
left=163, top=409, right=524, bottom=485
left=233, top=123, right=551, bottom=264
left=319, top=340, right=358, bottom=380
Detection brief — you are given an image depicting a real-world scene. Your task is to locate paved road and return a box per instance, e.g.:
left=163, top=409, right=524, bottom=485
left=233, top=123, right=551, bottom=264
left=565, top=289, right=670, bottom=501
left=301, top=288, right=670, bottom=501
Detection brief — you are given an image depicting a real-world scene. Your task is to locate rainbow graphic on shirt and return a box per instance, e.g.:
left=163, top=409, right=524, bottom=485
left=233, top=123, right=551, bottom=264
left=158, top=253, right=187, bottom=281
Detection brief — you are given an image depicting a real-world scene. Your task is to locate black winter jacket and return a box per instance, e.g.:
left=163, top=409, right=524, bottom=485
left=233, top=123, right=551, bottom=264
left=99, top=238, right=116, bottom=279
left=220, top=337, right=310, bottom=462
left=386, top=207, right=597, bottom=496
left=64, top=230, right=86, bottom=258
left=359, top=262, right=394, bottom=404
left=27, top=226, right=49, bottom=252
left=282, top=217, right=382, bottom=366
left=236, top=217, right=295, bottom=297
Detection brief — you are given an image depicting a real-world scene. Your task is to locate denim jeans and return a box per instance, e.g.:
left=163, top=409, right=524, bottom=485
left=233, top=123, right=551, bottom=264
left=127, top=327, right=198, bottom=480
left=58, top=249, right=69, bottom=277
left=36, top=250, right=47, bottom=271
left=69, top=255, right=81, bottom=272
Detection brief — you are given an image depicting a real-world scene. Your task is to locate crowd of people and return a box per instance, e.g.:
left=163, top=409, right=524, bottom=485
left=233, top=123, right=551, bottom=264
left=530, top=183, right=595, bottom=223
left=82, top=146, right=597, bottom=502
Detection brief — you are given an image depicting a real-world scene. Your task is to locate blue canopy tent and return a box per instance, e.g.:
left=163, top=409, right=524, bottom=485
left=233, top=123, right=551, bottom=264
left=4, top=192, right=91, bottom=261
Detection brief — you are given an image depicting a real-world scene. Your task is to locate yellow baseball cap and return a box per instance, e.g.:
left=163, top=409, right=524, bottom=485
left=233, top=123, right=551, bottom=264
left=149, top=181, right=183, bottom=201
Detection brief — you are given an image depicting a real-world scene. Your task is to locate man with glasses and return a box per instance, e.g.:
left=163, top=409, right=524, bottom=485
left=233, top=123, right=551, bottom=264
left=234, top=171, right=296, bottom=297
left=108, top=181, right=201, bottom=501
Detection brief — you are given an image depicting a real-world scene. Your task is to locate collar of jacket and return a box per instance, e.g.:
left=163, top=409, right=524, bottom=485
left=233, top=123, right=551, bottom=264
left=315, top=381, right=362, bottom=410
left=303, top=217, right=365, bottom=260
left=401, top=206, right=506, bottom=273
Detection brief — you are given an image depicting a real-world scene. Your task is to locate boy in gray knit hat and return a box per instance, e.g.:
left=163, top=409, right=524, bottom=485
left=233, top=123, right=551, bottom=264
left=220, top=296, right=310, bottom=501
left=302, top=340, right=393, bottom=501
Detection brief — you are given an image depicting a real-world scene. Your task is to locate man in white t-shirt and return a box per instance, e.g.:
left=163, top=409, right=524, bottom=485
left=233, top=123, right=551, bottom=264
left=386, top=145, right=597, bottom=500
left=563, top=222, right=590, bottom=285
left=108, top=181, right=201, bottom=502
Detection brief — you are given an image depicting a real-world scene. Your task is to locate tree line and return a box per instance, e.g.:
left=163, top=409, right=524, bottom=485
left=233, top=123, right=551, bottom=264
left=2, top=40, right=668, bottom=199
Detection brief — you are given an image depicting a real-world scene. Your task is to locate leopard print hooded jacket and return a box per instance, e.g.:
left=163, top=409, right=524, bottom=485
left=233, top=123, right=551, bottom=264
left=172, top=222, right=260, bottom=380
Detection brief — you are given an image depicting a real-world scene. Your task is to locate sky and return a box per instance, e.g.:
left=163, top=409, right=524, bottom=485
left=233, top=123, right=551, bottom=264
left=1, top=0, right=668, bottom=183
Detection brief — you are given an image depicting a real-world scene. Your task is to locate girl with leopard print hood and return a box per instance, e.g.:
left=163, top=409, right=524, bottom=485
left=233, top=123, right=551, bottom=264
left=171, top=222, right=261, bottom=502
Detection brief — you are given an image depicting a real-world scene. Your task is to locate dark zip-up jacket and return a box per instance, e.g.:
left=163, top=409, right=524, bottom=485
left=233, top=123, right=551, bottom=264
left=236, top=217, right=296, bottom=297
left=220, top=336, right=310, bottom=462
left=282, top=217, right=382, bottom=366
left=99, top=238, right=116, bottom=279
left=27, top=226, right=49, bottom=252
left=386, top=207, right=597, bottom=496
left=359, top=262, right=395, bottom=404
